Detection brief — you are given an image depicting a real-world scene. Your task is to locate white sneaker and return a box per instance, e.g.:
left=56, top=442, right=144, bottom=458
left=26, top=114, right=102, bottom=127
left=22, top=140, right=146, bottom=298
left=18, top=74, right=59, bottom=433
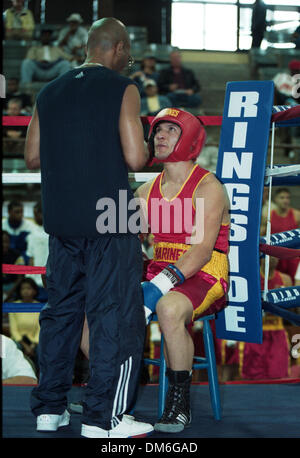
left=37, top=409, right=70, bottom=431
left=81, top=414, right=154, bottom=438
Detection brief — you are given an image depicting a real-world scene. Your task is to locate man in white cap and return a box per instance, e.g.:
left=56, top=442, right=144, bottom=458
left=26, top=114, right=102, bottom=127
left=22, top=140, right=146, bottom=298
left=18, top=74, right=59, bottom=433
left=58, top=13, right=88, bottom=65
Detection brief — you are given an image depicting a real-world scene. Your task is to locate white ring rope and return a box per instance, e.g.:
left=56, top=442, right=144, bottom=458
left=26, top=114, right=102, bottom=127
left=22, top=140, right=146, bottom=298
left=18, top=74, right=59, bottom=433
left=2, top=172, right=160, bottom=184
left=265, top=164, right=300, bottom=177
left=4, top=164, right=300, bottom=186
left=263, top=122, right=276, bottom=301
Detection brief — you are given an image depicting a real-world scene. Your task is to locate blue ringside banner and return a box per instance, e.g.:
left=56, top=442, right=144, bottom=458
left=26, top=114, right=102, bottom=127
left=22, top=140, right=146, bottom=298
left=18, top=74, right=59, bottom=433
left=215, top=81, right=274, bottom=344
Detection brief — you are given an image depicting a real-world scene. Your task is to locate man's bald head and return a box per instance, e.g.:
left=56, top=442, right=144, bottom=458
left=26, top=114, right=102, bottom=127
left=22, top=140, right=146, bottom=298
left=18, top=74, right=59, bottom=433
left=87, top=17, right=130, bottom=53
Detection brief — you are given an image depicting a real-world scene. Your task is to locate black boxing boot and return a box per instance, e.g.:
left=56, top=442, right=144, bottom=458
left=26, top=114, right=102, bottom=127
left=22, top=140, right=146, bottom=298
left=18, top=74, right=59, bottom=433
left=154, top=368, right=192, bottom=433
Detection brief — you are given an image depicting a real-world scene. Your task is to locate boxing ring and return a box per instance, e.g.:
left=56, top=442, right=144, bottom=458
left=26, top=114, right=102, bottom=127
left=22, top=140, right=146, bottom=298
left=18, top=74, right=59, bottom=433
left=2, top=81, right=300, bottom=438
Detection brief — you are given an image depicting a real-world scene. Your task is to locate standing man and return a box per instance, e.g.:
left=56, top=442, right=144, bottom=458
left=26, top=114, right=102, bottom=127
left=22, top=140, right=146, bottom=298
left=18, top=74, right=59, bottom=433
left=251, top=0, right=267, bottom=49
left=24, top=17, right=153, bottom=439
left=136, top=108, right=230, bottom=433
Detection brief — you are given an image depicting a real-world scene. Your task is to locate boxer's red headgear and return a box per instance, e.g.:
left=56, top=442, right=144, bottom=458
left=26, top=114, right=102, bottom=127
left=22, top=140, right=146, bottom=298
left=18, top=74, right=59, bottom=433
left=148, top=108, right=206, bottom=165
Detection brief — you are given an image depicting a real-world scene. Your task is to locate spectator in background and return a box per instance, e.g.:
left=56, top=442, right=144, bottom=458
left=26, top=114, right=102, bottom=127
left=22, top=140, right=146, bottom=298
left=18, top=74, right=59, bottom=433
left=57, top=13, right=88, bottom=67
left=2, top=200, right=36, bottom=263
left=251, top=0, right=267, bottom=48
left=4, top=0, right=35, bottom=41
left=4, top=77, right=32, bottom=112
left=157, top=50, right=201, bottom=109
left=9, top=278, right=40, bottom=372
left=140, top=79, right=171, bottom=116
left=3, top=98, right=30, bottom=139
left=260, top=187, right=277, bottom=236
left=2, top=230, right=25, bottom=302
left=20, top=28, right=71, bottom=86
left=129, top=56, right=159, bottom=96
left=273, top=60, right=300, bottom=106
left=270, top=188, right=300, bottom=283
left=26, top=201, right=49, bottom=302
left=2, top=335, right=37, bottom=385
left=141, top=233, right=154, bottom=260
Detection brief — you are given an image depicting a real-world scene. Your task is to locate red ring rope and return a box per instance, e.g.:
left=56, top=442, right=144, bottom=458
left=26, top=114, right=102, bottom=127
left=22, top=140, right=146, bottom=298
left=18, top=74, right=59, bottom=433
left=2, top=264, right=46, bottom=274
left=3, top=115, right=223, bottom=127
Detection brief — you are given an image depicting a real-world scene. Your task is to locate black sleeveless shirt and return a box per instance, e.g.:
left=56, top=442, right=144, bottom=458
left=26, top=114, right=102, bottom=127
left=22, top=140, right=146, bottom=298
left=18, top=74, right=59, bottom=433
left=37, top=66, right=136, bottom=237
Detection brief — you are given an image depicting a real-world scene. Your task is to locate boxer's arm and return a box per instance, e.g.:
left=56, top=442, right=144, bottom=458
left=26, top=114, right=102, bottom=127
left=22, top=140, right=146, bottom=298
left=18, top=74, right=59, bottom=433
left=119, top=84, right=149, bottom=171
left=260, top=212, right=267, bottom=236
left=293, top=208, right=300, bottom=226
left=175, top=176, right=229, bottom=279
left=24, top=104, right=40, bottom=170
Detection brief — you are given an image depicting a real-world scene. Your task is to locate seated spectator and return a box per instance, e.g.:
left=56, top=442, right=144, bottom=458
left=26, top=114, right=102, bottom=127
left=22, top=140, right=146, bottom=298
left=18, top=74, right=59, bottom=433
left=129, top=56, right=159, bottom=96
left=26, top=201, right=49, bottom=302
left=9, top=278, right=41, bottom=371
left=2, top=230, right=25, bottom=302
left=57, top=13, right=88, bottom=67
left=2, top=334, right=37, bottom=385
left=2, top=200, right=36, bottom=263
left=273, top=60, right=300, bottom=106
left=291, top=23, right=300, bottom=49
left=20, top=27, right=72, bottom=86
left=3, top=0, right=35, bottom=41
left=157, top=50, right=202, bottom=109
left=140, top=79, right=171, bottom=116
left=3, top=97, right=30, bottom=139
left=4, top=77, right=32, bottom=112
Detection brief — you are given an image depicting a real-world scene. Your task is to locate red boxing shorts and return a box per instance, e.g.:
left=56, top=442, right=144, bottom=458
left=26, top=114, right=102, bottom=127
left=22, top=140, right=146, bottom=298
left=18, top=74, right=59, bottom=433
left=145, top=246, right=229, bottom=321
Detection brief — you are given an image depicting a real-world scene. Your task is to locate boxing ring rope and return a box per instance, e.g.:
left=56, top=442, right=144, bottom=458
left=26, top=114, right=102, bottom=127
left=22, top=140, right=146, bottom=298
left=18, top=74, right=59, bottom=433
left=263, top=121, right=275, bottom=301
left=2, top=109, right=300, bottom=326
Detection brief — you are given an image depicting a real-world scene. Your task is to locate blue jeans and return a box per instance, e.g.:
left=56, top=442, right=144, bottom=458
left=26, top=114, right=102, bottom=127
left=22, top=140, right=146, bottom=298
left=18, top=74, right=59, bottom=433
left=21, top=59, right=71, bottom=84
left=166, top=91, right=202, bottom=108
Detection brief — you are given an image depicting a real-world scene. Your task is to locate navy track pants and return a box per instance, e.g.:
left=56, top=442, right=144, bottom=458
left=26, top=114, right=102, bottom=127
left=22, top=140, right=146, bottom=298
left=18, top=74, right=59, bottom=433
left=31, top=234, right=145, bottom=430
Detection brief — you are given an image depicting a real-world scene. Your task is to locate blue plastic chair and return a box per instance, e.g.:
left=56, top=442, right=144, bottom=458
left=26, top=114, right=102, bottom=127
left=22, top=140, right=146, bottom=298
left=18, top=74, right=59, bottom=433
left=144, top=313, right=221, bottom=420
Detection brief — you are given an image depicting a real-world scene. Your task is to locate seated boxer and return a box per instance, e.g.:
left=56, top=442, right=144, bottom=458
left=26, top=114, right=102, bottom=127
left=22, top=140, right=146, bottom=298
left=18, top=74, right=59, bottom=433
left=136, top=108, right=230, bottom=433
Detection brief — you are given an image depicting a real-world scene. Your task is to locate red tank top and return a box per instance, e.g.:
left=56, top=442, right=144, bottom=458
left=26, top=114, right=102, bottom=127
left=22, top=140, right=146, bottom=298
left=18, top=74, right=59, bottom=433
left=146, top=164, right=229, bottom=263
left=270, top=208, right=297, bottom=234
left=260, top=270, right=284, bottom=290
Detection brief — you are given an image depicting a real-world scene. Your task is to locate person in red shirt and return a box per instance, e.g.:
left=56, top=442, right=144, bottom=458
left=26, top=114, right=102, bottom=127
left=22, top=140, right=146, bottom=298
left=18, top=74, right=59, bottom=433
left=136, top=108, right=230, bottom=433
left=270, top=188, right=300, bottom=283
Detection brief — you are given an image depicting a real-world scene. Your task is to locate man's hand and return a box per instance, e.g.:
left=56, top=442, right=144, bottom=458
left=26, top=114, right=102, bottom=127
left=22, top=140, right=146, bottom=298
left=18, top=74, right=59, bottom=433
left=143, top=264, right=185, bottom=325
left=185, top=89, right=194, bottom=95
left=169, top=83, right=178, bottom=92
